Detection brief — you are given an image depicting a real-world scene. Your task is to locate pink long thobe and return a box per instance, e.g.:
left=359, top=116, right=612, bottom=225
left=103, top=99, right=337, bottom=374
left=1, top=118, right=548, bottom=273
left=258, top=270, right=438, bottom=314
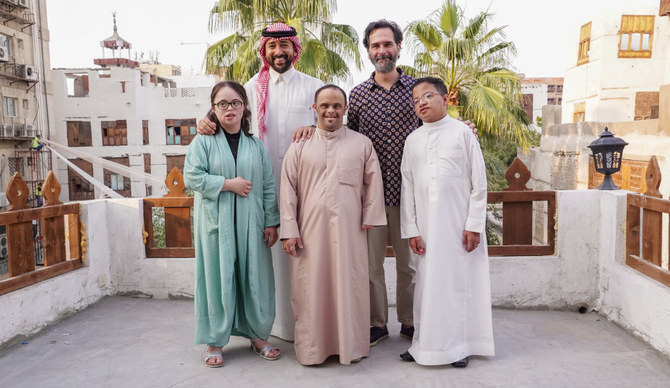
left=280, top=126, right=386, bottom=365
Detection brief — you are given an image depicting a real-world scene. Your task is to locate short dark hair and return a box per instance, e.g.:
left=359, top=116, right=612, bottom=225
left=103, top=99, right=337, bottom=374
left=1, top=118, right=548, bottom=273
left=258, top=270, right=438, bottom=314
left=209, top=81, right=252, bottom=137
left=314, top=84, right=348, bottom=104
left=363, top=20, right=403, bottom=49
left=412, top=77, right=448, bottom=96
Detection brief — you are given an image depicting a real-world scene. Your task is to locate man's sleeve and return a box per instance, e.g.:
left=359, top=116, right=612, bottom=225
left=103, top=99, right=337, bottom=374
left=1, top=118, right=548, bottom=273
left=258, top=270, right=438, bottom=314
left=464, top=130, right=488, bottom=233
left=400, top=137, right=420, bottom=239
left=279, top=143, right=301, bottom=239
left=347, top=87, right=360, bottom=132
left=361, top=140, right=386, bottom=226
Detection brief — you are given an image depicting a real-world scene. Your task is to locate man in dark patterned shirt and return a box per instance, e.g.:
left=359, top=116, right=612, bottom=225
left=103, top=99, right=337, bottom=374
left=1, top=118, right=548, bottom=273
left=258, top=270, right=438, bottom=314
left=347, top=20, right=419, bottom=346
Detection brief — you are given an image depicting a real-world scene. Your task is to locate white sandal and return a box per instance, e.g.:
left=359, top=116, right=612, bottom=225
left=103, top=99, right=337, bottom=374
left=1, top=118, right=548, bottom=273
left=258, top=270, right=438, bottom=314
left=250, top=339, right=280, bottom=361
left=203, top=346, right=224, bottom=368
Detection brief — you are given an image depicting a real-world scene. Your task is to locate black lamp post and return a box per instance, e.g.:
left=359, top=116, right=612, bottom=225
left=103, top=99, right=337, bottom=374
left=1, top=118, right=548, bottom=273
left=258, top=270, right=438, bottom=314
left=587, top=127, right=628, bottom=190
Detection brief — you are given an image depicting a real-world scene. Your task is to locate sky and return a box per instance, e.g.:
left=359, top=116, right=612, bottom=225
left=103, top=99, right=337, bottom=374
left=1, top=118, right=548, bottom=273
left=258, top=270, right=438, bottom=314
left=45, top=0, right=661, bottom=87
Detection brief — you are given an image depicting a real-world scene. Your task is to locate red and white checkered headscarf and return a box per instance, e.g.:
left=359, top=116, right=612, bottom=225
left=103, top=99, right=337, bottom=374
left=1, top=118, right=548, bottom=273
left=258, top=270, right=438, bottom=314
left=256, top=23, right=302, bottom=141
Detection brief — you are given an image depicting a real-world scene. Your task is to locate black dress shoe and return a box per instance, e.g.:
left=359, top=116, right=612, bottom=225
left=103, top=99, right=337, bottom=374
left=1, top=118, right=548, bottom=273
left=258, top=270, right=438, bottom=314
left=399, top=351, right=415, bottom=362
left=399, top=325, right=414, bottom=340
left=451, top=356, right=469, bottom=368
left=370, top=326, right=389, bottom=346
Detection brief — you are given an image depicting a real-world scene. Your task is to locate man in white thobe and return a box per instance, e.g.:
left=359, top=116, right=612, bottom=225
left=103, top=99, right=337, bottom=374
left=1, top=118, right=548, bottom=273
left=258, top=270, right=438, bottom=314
left=400, top=77, right=494, bottom=367
left=197, top=23, right=324, bottom=341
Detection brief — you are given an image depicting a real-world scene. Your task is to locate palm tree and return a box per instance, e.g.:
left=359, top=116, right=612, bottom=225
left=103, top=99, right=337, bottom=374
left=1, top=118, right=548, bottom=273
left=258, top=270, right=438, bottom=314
left=404, top=0, right=533, bottom=148
left=205, top=0, right=362, bottom=84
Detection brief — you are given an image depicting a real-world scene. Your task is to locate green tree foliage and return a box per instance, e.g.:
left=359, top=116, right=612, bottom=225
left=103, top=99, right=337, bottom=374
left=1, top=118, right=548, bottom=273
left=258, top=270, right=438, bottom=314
left=206, top=0, right=362, bottom=83
left=404, top=0, right=534, bottom=149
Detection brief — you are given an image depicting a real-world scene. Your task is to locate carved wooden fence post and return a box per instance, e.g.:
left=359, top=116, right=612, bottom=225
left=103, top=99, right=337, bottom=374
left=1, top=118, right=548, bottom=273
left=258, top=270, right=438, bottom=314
left=642, top=156, right=662, bottom=265
left=42, top=171, right=66, bottom=266
left=502, top=158, right=533, bottom=245
left=163, top=167, right=191, bottom=248
left=5, top=173, right=34, bottom=277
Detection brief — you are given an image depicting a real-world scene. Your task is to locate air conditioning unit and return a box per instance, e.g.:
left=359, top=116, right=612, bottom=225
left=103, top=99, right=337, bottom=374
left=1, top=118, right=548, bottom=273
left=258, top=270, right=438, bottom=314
left=14, top=64, right=25, bottom=78
left=0, top=47, right=8, bottom=62
left=25, top=124, right=35, bottom=137
left=16, top=0, right=28, bottom=8
left=5, top=0, right=18, bottom=6
left=25, top=65, right=38, bottom=80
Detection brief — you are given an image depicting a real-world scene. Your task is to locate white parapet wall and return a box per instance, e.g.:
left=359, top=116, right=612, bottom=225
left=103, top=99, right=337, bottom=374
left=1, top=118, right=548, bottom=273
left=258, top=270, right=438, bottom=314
left=2, top=191, right=670, bottom=359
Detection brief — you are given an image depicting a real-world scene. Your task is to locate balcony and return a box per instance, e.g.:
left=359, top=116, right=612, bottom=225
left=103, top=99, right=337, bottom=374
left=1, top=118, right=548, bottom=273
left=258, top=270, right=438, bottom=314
left=1, top=161, right=670, bottom=385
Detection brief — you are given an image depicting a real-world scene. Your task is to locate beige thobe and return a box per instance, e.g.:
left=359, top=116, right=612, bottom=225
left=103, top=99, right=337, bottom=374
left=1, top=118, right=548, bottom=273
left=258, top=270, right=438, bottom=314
left=280, top=126, right=386, bottom=365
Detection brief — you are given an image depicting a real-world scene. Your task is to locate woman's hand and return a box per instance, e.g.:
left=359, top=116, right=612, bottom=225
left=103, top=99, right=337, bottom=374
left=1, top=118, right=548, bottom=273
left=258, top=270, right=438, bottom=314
left=264, top=226, right=278, bottom=247
left=223, top=177, right=252, bottom=197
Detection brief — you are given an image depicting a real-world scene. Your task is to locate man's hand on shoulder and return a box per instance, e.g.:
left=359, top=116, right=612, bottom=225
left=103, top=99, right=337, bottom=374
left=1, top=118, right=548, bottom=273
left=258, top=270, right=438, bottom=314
left=292, top=125, right=316, bottom=142
left=196, top=115, right=217, bottom=135
left=458, top=117, right=479, bottom=140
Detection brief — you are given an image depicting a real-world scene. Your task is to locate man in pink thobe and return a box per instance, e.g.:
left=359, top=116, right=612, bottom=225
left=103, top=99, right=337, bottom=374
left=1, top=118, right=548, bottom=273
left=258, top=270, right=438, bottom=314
left=280, top=84, right=386, bottom=365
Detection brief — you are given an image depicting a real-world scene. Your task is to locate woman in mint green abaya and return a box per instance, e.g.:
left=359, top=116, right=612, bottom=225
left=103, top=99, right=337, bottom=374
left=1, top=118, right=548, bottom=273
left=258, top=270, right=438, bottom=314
left=184, top=81, right=280, bottom=368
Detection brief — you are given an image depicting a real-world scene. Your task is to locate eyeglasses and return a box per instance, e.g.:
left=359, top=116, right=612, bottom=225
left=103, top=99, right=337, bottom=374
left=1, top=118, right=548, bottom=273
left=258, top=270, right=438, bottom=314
left=412, top=91, right=441, bottom=106
left=213, top=99, right=243, bottom=110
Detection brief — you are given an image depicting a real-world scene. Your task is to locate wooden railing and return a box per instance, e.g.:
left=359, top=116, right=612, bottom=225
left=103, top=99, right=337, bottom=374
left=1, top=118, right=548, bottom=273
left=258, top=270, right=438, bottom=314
left=487, top=158, right=556, bottom=256
left=626, top=156, right=670, bottom=286
left=0, top=171, right=83, bottom=296
left=143, top=167, right=194, bottom=258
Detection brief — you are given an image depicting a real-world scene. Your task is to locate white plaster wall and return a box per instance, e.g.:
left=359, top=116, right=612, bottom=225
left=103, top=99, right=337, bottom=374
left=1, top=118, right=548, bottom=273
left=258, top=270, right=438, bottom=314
left=0, top=200, right=112, bottom=346
left=490, top=190, right=600, bottom=309
left=596, top=191, right=670, bottom=357
left=106, top=198, right=194, bottom=299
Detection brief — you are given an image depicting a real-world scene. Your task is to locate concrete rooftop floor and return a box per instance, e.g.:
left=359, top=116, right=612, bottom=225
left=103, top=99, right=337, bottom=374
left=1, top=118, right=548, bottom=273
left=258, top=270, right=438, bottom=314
left=1, top=297, right=670, bottom=388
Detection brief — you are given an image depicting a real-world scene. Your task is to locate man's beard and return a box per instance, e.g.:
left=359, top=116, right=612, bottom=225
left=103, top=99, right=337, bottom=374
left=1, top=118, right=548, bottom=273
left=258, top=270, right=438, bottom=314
left=269, top=54, right=293, bottom=73
left=371, top=53, right=397, bottom=73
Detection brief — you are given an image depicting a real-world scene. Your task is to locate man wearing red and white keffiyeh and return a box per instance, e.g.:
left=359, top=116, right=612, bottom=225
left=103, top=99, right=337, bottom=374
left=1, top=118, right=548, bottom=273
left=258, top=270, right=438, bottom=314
left=255, top=23, right=303, bottom=141
left=197, top=22, right=324, bottom=342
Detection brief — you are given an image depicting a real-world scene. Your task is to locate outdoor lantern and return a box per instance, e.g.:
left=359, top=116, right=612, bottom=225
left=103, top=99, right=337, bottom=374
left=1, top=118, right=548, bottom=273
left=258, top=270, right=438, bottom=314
left=587, top=127, right=628, bottom=190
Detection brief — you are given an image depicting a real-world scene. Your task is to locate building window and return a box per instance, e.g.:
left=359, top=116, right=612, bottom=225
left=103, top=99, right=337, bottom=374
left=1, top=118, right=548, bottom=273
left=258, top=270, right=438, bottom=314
left=109, top=174, right=125, bottom=190
left=144, top=153, right=152, bottom=197
left=68, top=159, right=94, bottom=201
left=619, top=15, right=654, bottom=58
left=577, top=22, right=591, bottom=66
left=0, top=33, right=12, bottom=57
left=3, top=97, right=17, bottom=117
left=166, top=119, right=196, bottom=145
left=22, top=99, right=28, bottom=109
left=103, top=156, right=131, bottom=197
left=67, top=121, right=92, bottom=147
left=557, top=85, right=563, bottom=92
left=8, top=157, right=24, bottom=176
left=165, top=155, right=185, bottom=174
left=573, top=102, right=586, bottom=123
left=634, top=91, right=659, bottom=120
left=558, top=98, right=562, bottom=105
left=142, top=120, right=149, bottom=145
left=548, top=98, right=556, bottom=105
left=547, top=85, right=556, bottom=93
left=17, top=38, right=23, bottom=49
left=101, top=120, right=128, bottom=146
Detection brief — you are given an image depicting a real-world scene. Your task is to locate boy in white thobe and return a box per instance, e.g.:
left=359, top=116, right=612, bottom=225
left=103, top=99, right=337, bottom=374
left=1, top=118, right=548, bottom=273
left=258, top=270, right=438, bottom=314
left=399, top=77, right=494, bottom=367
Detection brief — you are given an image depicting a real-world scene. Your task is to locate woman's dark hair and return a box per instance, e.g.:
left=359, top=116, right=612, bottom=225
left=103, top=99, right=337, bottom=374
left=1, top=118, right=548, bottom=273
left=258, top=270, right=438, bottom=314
left=209, top=81, right=252, bottom=137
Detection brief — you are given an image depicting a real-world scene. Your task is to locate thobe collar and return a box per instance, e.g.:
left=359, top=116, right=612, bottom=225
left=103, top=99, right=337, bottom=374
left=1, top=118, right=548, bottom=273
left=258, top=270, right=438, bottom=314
left=317, top=126, right=345, bottom=139
left=421, top=114, right=451, bottom=131
left=269, top=66, right=297, bottom=84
